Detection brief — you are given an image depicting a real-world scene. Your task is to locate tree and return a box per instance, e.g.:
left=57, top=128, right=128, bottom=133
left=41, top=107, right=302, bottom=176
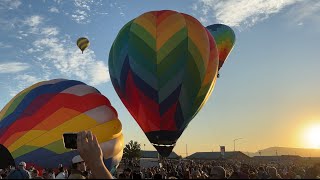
left=123, top=140, right=141, bottom=160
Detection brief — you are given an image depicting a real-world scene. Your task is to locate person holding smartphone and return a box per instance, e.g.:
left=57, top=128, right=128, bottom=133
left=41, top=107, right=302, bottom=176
left=76, top=131, right=114, bottom=179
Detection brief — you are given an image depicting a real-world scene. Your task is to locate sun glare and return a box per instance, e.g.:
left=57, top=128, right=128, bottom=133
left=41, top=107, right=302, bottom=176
left=305, top=124, right=320, bottom=148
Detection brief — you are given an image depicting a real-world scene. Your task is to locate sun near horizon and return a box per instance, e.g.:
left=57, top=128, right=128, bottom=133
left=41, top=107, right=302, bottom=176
left=303, top=123, right=320, bottom=149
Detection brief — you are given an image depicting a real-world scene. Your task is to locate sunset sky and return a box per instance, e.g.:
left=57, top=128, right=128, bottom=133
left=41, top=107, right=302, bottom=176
left=0, top=0, right=320, bottom=156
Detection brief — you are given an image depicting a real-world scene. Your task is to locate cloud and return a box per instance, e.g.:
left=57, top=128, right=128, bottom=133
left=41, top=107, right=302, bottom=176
left=8, top=74, right=40, bottom=97
left=0, top=62, right=30, bottom=74
left=14, top=74, right=40, bottom=84
left=70, top=0, right=95, bottom=24
left=0, top=42, right=12, bottom=48
left=41, top=27, right=59, bottom=36
left=49, top=7, right=59, bottom=13
left=193, top=0, right=300, bottom=27
left=0, top=0, right=22, bottom=10
left=32, top=37, right=109, bottom=86
left=71, top=10, right=90, bottom=24
left=19, top=14, right=109, bottom=86
left=24, top=15, right=43, bottom=27
left=285, top=1, right=320, bottom=25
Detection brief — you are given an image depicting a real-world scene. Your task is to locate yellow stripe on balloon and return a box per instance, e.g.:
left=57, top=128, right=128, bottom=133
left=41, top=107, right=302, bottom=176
left=156, top=13, right=185, bottom=51
left=80, top=43, right=89, bottom=50
left=9, top=117, right=122, bottom=152
left=8, top=130, right=47, bottom=152
left=9, top=113, right=99, bottom=152
left=91, top=119, right=122, bottom=142
left=101, top=134, right=124, bottom=159
left=134, top=13, right=156, bottom=39
left=4, top=108, right=82, bottom=147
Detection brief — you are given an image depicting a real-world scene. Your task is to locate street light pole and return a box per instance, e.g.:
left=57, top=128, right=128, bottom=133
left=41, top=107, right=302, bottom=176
left=233, top=138, right=243, bottom=152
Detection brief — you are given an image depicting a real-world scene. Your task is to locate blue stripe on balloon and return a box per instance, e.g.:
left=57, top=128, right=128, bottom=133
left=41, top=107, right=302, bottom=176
left=14, top=148, right=78, bottom=168
left=15, top=147, right=116, bottom=170
left=131, top=71, right=159, bottom=103
left=119, top=55, right=130, bottom=92
left=159, top=85, right=181, bottom=116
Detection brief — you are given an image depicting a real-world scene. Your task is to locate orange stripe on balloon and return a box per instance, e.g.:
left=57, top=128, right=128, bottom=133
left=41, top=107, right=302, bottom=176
left=134, top=13, right=156, bottom=39
left=202, top=30, right=219, bottom=86
left=33, top=108, right=81, bottom=131
left=156, top=13, right=186, bottom=51
left=183, top=14, right=209, bottom=68
left=156, top=10, right=177, bottom=26
left=3, top=131, right=26, bottom=147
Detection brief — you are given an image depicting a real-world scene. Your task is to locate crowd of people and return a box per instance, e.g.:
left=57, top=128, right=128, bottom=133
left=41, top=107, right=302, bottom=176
left=116, top=159, right=320, bottom=179
left=1, top=131, right=320, bottom=179
left=1, top=159, right=320, bottom=179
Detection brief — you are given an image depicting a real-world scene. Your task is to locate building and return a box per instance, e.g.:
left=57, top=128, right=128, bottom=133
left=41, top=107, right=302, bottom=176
left=140, top=150, right=179, bottom=159
left=186, top=151, right=251, bottom=161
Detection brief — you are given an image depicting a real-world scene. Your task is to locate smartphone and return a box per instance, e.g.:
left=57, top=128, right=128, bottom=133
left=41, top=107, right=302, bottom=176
left=63, top=133, right=77, bottom=149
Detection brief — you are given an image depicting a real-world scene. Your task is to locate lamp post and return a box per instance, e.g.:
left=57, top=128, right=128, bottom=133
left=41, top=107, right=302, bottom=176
left=233, top=138, right=243, bottom=152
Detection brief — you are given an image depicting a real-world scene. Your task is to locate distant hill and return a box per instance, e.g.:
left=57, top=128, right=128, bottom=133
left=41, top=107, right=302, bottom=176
left=247, top=147, right=320, bottom=157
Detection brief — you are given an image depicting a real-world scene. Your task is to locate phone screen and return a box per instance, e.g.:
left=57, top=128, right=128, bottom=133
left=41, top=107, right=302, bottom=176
left=63, top=133, right=77, bottom=149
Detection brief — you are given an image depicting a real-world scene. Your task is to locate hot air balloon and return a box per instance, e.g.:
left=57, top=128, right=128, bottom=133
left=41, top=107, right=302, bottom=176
left=0, top=79, right=123, bottom=172
left=109, top=10, right=219, bottom=157
left=77, top=37, right=90, bottom=54
left=206, top=24, right=236, bottom=77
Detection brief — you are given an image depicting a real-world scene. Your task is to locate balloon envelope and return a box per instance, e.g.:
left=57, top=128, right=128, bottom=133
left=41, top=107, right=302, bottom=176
left=206, top=24, right=235, bottom=72
left=109, top=10, right=219, bottom=157
left=77, top=37, right=90, bottom=53
left=0, top=79, right=123, bottom=171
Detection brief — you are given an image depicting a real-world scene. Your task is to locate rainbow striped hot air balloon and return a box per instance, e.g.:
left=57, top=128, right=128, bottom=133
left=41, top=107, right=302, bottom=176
left=0, top=79, right=123, bottom=172
left=206, top=24, right=236, bottom=77
left=109, top=10, right=219, bottom=157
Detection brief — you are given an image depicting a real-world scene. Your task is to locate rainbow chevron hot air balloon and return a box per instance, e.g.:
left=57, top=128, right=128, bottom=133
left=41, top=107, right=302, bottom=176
left=206, top=24, right=236, bottom=76
left=0, top=79, right=123, bottom=172
left=109, top=10, right=219, bottom=157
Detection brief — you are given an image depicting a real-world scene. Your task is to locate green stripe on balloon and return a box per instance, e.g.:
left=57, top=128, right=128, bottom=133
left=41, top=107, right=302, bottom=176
left=12, top=145, right=38, bottom=158
left=187, top=39, right=206, bottom=81
left=129, top=32, right=156, bottom=77
left=130, top=23, right=155, bottom=51
left=2, top=91, right=30, bottom=120
left=157, top=38, right=188, bottom=89
left=110, top=21, right=132, bottom=82
left=156, top=27, right=187, bottom=64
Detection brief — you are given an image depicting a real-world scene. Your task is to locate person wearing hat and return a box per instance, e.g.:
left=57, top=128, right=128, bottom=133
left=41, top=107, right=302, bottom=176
left=6, top=161, right=31, bottom=179
left=68, top=155, right=86, bottom=179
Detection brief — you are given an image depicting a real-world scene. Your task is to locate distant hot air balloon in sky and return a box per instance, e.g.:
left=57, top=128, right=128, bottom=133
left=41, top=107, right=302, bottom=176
left=109, top=10, right=219, bottom=157
left=206, top=24, right=236, bottom=77
left=77, top=37, right=90, bottom=54
left=0, top=79, right=123, bottom=172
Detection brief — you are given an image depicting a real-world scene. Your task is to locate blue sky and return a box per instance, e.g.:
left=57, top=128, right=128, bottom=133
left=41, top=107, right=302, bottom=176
left=0, top=0, right=320, bottom=156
